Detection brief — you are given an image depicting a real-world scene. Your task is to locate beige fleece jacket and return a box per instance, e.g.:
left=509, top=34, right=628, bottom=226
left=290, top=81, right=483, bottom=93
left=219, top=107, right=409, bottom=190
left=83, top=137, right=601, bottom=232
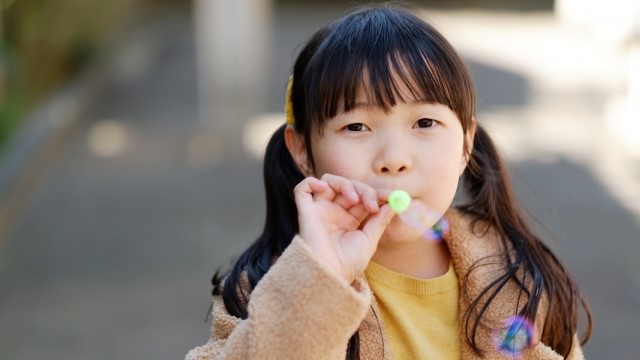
left=185, top=209, right=585, bottom=359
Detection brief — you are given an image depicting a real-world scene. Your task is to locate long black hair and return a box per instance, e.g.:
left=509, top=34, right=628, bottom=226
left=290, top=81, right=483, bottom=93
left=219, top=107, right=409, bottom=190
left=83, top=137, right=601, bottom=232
left=212, top=4, right=591, bottom=358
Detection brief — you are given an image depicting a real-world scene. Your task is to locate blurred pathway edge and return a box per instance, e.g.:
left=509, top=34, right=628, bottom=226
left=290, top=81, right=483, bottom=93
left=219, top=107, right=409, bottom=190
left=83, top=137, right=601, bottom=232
left=0, top=55, right=106, bottom=246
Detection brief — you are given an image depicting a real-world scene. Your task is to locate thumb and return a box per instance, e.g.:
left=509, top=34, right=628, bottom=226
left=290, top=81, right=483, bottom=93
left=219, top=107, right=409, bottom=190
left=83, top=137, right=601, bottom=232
left=360, top=204, right=395, bottom=248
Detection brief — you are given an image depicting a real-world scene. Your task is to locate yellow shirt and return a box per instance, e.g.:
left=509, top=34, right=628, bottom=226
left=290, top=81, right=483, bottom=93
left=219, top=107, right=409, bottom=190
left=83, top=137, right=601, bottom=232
left=365, top=261, right=461, bottom=359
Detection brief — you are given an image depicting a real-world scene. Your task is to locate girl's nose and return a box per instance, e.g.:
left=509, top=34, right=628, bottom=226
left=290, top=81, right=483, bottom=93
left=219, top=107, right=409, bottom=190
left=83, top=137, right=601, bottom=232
left=373, top=141, right=413, bottom=175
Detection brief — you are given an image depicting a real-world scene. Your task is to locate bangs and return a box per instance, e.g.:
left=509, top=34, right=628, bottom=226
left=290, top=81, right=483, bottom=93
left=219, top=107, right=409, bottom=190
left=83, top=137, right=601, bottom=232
left=295, top=6, right=475, bottom=132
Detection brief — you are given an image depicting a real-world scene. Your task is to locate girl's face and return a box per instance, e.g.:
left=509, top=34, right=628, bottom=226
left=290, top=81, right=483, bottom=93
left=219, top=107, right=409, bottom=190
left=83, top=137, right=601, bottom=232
left=307, top=80, right=473, bottom=244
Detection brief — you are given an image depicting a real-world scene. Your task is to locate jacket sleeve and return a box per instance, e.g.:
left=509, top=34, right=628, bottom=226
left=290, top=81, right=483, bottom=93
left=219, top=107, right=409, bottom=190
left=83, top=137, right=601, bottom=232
left=566, top=334, right=585, bottom=360
left=185, top=236, right=373, bottom=360
left=525, top=333, right=584, bottom=360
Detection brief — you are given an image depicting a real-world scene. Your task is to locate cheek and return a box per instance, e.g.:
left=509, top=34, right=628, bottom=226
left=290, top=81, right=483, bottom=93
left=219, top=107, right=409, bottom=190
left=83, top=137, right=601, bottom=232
left=314, top=159, right=356, bottom=178
left=426, top=165, right=460, bottom=211
left=423, top=141, right=464, bottom=212
left=310, top=141, right=362, bottom=178
left=427, top=142, right=464, bottom=181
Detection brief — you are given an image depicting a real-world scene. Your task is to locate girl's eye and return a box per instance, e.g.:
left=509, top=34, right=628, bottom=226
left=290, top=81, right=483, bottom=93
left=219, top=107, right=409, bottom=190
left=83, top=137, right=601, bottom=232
left=415, top=118, right=435, bottom=128
left=345, top=123, right=370, bottom=132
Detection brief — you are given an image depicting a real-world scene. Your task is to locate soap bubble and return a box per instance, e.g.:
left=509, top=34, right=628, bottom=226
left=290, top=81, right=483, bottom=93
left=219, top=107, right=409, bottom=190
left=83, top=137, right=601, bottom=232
left=394, top=198, right=450, bottom=242
left=495, top=315, right=534, bottom=357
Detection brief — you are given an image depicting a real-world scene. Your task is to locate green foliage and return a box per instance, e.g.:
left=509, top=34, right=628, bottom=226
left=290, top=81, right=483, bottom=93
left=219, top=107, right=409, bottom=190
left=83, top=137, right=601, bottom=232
left=0, top=0, right=136, bottom=150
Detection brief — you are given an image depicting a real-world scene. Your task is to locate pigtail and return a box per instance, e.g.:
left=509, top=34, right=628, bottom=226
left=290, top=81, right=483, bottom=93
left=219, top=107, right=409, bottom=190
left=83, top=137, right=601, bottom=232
left=460, top=124, right=592, bottom=357
left=214, top=124, right=304, bottom=319
left=213, top=124, right=364, bottom=359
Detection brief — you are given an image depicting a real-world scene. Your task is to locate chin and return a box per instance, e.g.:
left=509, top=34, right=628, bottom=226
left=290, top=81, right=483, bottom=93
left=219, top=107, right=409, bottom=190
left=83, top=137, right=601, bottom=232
left=379, top=217, right=426, bottom=246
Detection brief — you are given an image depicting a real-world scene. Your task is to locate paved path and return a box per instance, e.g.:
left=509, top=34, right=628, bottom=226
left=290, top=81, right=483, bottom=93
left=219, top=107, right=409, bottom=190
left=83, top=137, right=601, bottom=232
left=1, top=5, right=638, bottom=359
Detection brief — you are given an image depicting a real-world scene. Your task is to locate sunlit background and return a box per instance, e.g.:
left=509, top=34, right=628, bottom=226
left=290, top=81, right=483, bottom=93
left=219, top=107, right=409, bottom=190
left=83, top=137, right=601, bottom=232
left=1, top=0, right=639, bottom=358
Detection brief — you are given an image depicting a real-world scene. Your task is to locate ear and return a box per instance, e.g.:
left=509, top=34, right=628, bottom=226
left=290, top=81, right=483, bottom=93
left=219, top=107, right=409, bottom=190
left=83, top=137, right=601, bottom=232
left=459, top=117, right=477, bottom=176
left=284, top=125, right=313, bottom=176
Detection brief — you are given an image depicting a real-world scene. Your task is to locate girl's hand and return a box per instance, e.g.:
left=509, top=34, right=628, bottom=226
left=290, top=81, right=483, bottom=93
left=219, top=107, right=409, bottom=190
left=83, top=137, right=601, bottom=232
left=293, top=174, right=396, bottom=284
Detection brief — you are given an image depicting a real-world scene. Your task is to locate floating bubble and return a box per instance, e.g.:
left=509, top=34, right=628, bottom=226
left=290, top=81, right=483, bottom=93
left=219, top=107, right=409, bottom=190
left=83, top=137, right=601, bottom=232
left=425, top=215, right=450, bottom=241
left=388, top=192, right=450, bottom=242
left=495, top=315, right=534, bottom=357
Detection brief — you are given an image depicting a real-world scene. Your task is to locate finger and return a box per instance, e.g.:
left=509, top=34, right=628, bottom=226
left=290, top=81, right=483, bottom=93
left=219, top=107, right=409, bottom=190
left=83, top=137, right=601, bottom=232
left=360, top=204, right=396, bottom=248
left=350, top=179, right=381, bottom=212
left=293, top=177, right=328, bottom=207
left=319, top=174, right=359, bottom=204
left=324, top=176, right=380, bottom=215
left=374, top=188, right=395, bottom=206
left=333, top=193, right=358, bottom=211
left=344, top=202, right=371, bottom=224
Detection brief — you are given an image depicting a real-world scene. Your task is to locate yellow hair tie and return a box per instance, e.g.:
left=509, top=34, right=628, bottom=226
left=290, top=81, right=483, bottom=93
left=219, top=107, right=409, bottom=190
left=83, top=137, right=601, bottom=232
left=284, top=76, right=295, bottom=125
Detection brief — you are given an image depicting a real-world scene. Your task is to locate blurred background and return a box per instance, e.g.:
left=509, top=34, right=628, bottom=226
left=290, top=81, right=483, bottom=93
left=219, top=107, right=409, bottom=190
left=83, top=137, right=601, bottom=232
left=1, top=0, right=639, bottom=358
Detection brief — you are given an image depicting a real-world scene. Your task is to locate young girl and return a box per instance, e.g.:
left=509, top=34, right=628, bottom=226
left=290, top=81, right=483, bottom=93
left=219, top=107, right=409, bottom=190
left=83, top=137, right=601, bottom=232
left=186, top=4, right=591, bottom=359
